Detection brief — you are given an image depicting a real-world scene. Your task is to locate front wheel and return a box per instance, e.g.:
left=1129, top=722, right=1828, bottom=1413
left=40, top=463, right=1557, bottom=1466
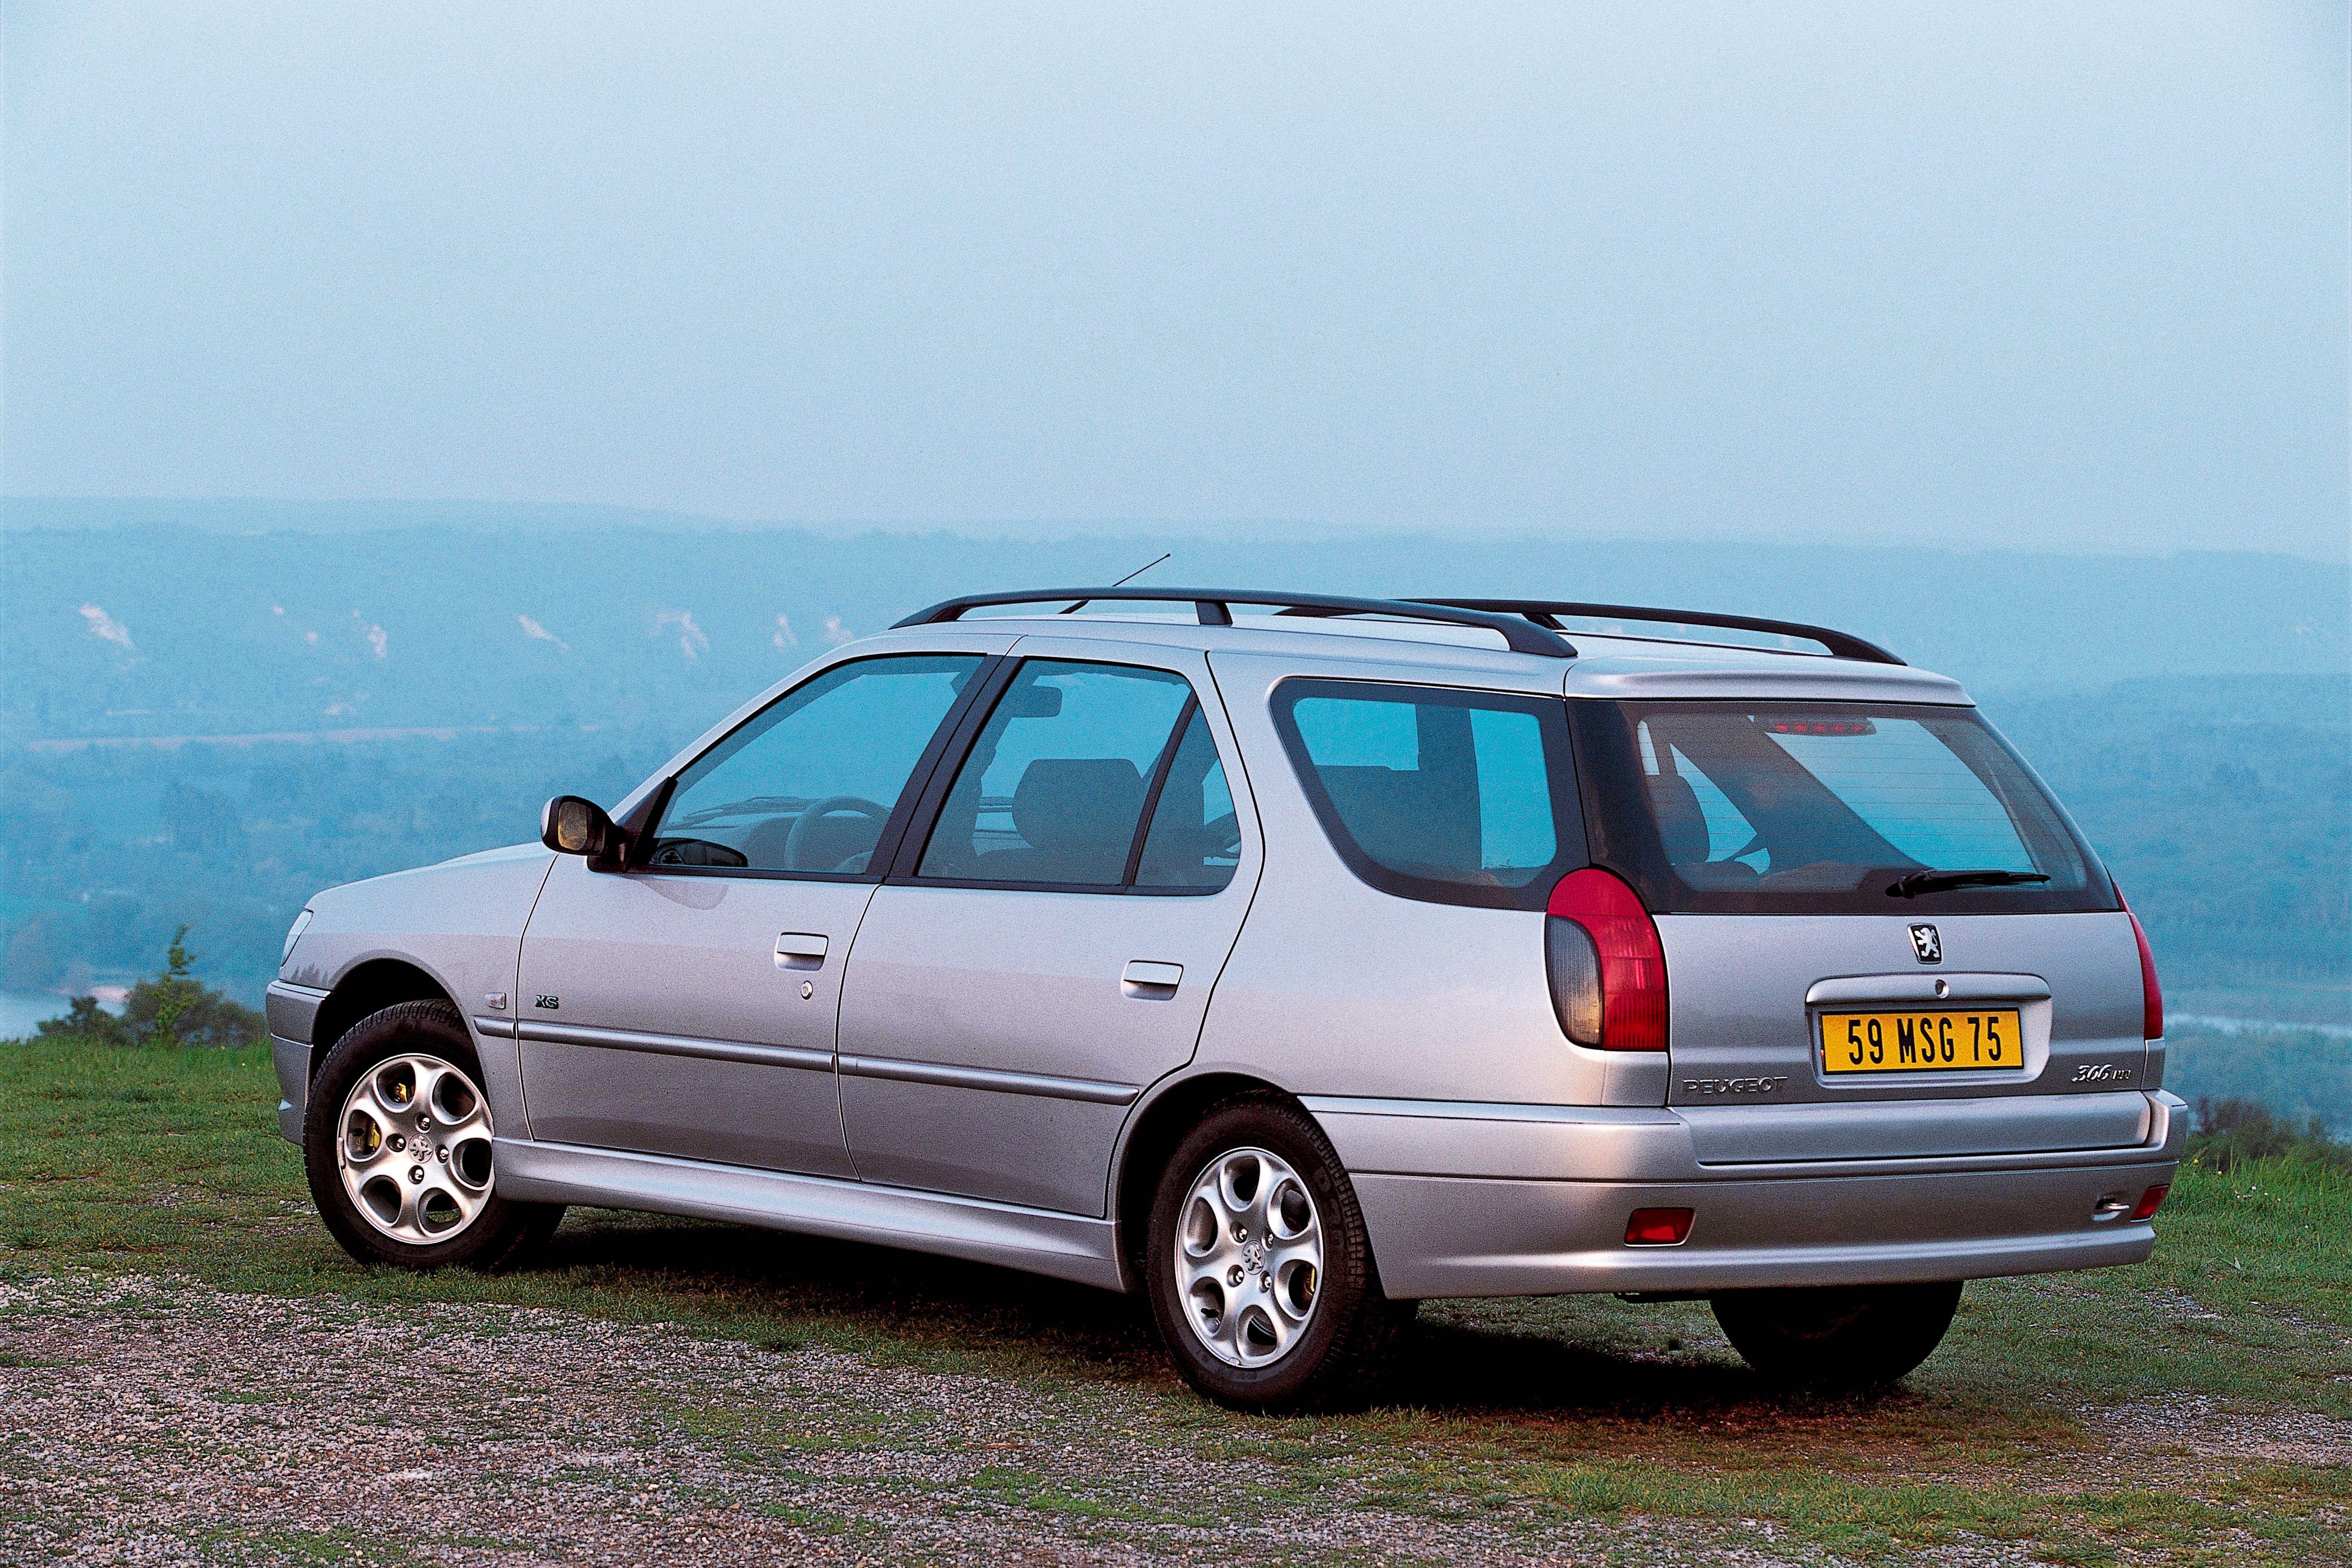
left=1144, top=1095, right=1411, bottom=1412
left=1710, top=1280, right=1963, bottom=1391
left=303, top=999, right=563, bottom=1272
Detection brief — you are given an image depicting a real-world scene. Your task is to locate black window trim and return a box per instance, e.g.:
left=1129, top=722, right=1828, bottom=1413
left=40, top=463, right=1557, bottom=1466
left=885, top=655, right=1232, bottom=898
left=631, top=651, right=1009, bottom=884
left=1270, top=675, right=1590, bottom=913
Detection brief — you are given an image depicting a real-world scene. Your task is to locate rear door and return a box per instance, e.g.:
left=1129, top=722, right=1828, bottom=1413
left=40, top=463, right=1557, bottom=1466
left=835, top=642, right=1260, bottom=1215
left=1571, top=697, right=2153, bottom=1159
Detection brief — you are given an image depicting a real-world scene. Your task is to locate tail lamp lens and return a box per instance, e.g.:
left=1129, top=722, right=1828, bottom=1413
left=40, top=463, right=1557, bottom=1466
left=1547, top=867, right=1669, bottom=1051
left=2114, top=880, right=2163, bottom=1040
left=1625, top=1207, right=1693, bottom=1245
left=2128, top=1184, right=2170, bottom=1222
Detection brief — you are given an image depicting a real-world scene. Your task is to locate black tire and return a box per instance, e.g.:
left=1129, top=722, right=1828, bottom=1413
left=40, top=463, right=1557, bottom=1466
left=303, top=999, right=564, bottom=1272
left=1144, top=1094, right=1413, bottom=1413
left=1710, top=1280, right=1963, bottom=1391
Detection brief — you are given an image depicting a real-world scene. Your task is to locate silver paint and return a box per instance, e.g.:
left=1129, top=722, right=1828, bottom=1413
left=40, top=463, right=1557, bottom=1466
left=276, top=610, right=2179, bottom=1309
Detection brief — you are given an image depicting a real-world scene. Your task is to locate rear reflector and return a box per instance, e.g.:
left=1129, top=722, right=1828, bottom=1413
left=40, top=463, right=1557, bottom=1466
left=1625, top=1208, right=1693, bottom=1245
left=1547, top=867, right=1670, bottom=1051
left=2128, top=1185, right=2170, bottom=1222
left=2113, top=880, right=2164, bottom=1040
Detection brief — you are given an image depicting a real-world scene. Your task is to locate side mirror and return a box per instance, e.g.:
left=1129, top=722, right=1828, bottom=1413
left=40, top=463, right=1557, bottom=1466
left=541, top=796, right=617, bottom=858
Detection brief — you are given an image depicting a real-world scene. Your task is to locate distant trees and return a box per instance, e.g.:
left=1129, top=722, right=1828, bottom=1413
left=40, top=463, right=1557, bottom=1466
left=33, top=926, right=265, bottom=1048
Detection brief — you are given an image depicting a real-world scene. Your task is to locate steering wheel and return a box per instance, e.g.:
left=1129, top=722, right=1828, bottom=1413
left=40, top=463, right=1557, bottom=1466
left=783, top=796, right=892, bottom=871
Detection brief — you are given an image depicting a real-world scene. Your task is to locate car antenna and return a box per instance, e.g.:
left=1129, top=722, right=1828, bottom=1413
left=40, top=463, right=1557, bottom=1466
left=1058, top=552, right=1171, bottom=613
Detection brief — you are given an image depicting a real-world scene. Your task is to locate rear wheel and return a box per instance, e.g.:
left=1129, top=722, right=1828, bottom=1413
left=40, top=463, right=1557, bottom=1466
left=1144, top=1095, right=1412, bottom=1412
left=304, top=999, right=563, bottom=1271
left=1710, top=1281, right=1963, bottom=1391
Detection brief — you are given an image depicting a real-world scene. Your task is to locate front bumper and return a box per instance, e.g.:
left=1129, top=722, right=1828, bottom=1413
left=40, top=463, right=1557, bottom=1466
left=266, top=981, right=327, bottom=1146
left=1307, top=1090, right=2186, bottom=1298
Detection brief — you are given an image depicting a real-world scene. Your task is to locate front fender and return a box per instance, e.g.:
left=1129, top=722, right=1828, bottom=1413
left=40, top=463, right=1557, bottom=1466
left=279, top=843, right=559, bottom=1141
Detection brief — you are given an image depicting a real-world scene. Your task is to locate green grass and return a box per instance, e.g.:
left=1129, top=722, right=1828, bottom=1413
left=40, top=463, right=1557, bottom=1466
left=3, top=1035, right=2347, bottom=1565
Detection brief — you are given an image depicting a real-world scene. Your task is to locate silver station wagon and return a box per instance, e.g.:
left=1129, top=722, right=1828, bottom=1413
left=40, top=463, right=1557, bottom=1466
left=270, top=589, right=2180, bottom=1409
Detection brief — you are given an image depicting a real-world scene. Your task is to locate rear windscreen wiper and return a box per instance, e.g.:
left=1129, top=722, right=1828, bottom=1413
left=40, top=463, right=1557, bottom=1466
left=1886, top=868, right=2053, bottom=898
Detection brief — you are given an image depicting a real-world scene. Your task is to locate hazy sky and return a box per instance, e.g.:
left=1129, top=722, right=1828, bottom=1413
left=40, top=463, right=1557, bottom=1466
left=5, top=3, right=2346, bottom=558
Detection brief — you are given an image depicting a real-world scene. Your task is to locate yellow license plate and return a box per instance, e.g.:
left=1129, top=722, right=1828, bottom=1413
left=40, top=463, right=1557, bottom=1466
left=1819, top=1009, right=2025, bottom=1074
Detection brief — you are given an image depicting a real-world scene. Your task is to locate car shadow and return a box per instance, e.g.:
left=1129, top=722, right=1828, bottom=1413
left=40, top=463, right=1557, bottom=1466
left=531, top=1210, right=1890, bottom=1424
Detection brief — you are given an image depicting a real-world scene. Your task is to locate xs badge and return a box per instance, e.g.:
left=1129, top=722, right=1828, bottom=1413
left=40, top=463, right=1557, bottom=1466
left=1909, top=924, right=1943, bottom=965
left=535, top=994, right=560, bottom=1010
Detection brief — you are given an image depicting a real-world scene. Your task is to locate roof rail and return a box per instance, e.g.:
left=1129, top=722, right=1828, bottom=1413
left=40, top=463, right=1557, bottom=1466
left=892, top=587, right=1580, bottom=658
left=1417, top=599, right=1904, bottom=666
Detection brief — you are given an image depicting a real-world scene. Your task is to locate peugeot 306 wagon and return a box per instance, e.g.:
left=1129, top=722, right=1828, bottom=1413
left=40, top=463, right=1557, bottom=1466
left=270, top=589, right=2179, bottom=1409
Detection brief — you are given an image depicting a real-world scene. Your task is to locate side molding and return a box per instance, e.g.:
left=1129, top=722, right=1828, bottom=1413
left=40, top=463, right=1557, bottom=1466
left=493, top=1138, right=1126, bottom=1291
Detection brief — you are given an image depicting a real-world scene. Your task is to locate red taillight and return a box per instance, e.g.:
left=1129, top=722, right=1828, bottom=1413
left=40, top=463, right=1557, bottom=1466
left=2115, top=880, right=2163, bottom=1040
left=2128, top=1185, right=2170, bottom=1222
left=1546, top=867, right=1669, bottom=1051
left=1625, top=1208, right=1693, bottom=1245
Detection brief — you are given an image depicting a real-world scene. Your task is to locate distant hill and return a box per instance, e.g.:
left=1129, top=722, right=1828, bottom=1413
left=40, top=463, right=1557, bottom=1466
left=2, top=504, right=2343, bottom=1051
left=3, top=505, right=2344, bottom=745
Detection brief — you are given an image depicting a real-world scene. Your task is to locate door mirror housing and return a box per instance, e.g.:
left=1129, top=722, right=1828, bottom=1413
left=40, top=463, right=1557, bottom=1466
left=542, top=795, right=618, bottom=859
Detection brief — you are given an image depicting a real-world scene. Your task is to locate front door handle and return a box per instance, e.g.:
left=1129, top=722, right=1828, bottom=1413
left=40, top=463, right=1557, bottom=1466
left=1121, top=959, right=1182, bottom=998
left=776, top=932, right=829, bottom=970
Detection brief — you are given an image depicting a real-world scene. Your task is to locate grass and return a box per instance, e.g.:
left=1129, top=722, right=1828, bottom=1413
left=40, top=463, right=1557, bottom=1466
left=2, top=1035, right=2347, bottom=1565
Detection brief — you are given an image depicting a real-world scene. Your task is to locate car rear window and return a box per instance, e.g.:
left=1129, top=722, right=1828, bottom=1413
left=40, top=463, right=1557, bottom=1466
left=1571, top=699, right=2115, bottom=915
left=1273, top=679, right=1585, bottom=910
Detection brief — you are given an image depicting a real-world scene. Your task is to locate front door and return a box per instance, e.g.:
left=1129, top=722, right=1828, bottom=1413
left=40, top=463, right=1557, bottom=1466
left=837, top=647, right=1259, bottom=1214
left=517, top=648, right=997, bottom=1174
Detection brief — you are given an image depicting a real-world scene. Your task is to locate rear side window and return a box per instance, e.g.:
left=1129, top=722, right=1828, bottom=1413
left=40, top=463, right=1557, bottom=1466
left=914, top=659, right=1237, bottom=894
left=1574, top=699, right=2114, bottom=915
left=1273, top=679, right=1584, bottom=910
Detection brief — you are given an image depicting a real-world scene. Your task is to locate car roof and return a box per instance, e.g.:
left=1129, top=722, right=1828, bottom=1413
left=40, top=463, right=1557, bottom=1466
left=871, top=609, right=1973, bottom=705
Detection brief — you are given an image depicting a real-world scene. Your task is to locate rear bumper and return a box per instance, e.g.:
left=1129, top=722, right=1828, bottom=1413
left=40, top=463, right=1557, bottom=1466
left=1308, top=1090, right=2185, bottom=1298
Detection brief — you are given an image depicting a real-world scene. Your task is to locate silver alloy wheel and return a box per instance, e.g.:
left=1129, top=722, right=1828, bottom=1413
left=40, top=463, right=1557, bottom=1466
left=335, top=1052, right=496, bottom=1245
left=1174, top=1146, right=1324, bottom=1368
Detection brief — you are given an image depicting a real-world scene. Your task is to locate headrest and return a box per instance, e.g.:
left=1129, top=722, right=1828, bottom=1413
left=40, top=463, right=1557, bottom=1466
left=1647, top=772, right=1710, bottom=865
left=1012, top=759, right=1146, bottom=852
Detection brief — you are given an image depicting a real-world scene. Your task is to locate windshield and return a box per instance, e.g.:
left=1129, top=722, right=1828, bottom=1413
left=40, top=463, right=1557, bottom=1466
left=1572, top=699, right=2115, bottom=915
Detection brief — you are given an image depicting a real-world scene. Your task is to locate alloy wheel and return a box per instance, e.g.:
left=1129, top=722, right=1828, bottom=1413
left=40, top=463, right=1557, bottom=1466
left=1174, top=1146, right=1324, bottom=1367
left=335, top=1052, right=496, bottom=1245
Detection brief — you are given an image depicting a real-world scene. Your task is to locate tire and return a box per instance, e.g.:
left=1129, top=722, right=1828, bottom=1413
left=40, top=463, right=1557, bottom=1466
left=1144, top=1094, right=1413, bottom=1412
left=303, top=999, right=564, bottom=1272
left=1710, top=1280, right=1963, bottom=1391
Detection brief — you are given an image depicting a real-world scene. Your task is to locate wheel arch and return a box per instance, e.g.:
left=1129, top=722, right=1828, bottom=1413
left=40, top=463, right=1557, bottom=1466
left=1112, top=1070, right=1314, bottom=1293
left=310, top=959, right=458, bottom=1075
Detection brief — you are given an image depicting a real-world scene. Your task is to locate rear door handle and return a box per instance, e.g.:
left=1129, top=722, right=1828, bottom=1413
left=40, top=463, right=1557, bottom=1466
left=1121, top=960, right=1182, bottom=998
left=775, top=932, right=829, bottom=970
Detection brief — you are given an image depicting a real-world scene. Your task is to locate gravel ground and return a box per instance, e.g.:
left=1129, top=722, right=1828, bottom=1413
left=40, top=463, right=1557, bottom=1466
left=0, top=1266, right=1854, bottom=1568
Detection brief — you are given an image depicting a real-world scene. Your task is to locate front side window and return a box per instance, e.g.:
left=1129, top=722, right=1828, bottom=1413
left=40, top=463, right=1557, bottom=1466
left=1272, top=679, right=1585, bottom=910
left=918, top=660, right=1216, bottom=889
left=648, top=654, right=983, bottom=874
left=1574, top=699, right=2112, bottom=914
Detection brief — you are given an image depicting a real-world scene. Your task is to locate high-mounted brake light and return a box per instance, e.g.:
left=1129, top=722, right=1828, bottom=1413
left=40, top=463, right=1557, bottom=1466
left=1763, top=718, right=1876, bottom=736
left=1546, top=868, right=1669, bottom=1051
left=2114, top=880, right=2163, bottom=1041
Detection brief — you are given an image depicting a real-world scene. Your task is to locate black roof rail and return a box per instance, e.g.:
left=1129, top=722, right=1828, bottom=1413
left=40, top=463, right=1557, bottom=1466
left=1417, top=599, right=1904, bottom=666
left=892, top=587, right=1580, bottom=658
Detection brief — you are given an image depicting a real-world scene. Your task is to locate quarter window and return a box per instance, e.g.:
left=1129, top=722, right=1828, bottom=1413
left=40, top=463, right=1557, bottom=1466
left=648, top=654, right=984, bottom=874
left=1273, top=680, right=1585, bottom=910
